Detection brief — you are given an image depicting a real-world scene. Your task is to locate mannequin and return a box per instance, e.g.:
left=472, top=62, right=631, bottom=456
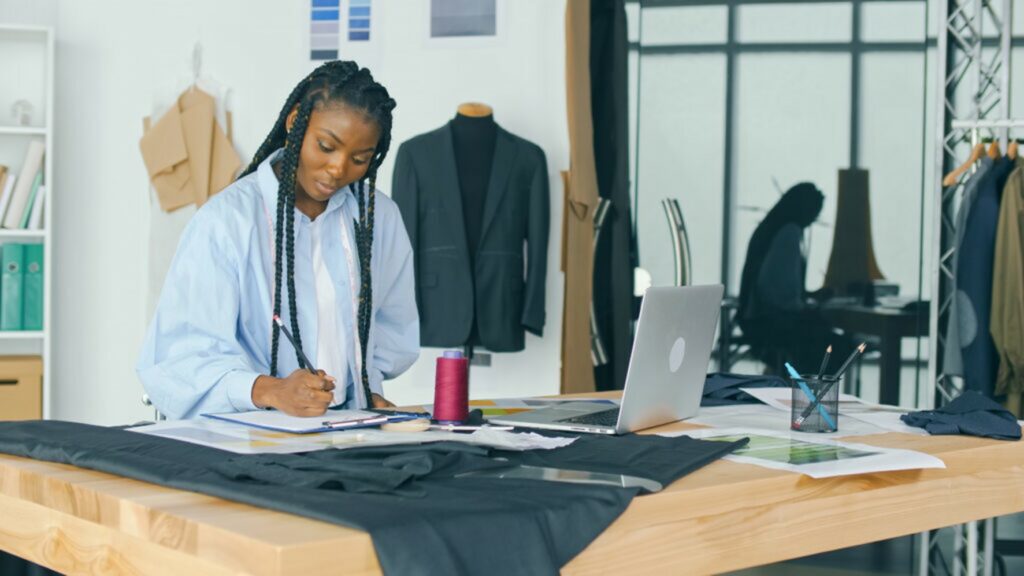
left=391, top=102, right=549, bottom=356
left=452, top=102, right=497, bottom=348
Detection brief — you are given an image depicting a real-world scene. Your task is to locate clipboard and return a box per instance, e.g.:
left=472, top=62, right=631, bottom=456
left=203, top=408, right=425, bottom=434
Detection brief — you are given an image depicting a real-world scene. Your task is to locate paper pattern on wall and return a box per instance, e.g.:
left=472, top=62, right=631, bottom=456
left=145, top=80, right=239, bottom=322
left=139, top=87, right=240, bottom=212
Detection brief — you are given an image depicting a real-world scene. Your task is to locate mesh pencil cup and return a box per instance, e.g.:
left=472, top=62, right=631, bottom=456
left=790, top=375, right=840, bottom=433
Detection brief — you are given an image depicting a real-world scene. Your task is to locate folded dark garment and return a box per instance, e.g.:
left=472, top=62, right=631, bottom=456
left=701, top=372, right=788, bottom=407
left=901, top=391, right=1022, bottom=440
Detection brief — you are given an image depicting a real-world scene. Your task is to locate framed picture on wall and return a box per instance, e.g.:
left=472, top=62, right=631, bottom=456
left=424, top=0, right=506, bottom=48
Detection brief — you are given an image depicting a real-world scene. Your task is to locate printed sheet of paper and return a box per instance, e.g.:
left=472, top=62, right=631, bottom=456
left=740, top=387, right=910, bottom=415
left=422, top=397, right=617, bottom=418
left=129, top=419, right=576, bottom=454
left=660, top=427, right=945, bottom=478
left=690, top=404, right=893, bottom=438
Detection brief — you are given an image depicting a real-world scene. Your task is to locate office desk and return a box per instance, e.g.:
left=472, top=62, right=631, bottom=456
left=1, top=399, right=1022, bottom=575
left=822, top=303, right=929, bottom=406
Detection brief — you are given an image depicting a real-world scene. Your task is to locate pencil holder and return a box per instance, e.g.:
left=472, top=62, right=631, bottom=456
left=790, top=375, right=840, bottom=433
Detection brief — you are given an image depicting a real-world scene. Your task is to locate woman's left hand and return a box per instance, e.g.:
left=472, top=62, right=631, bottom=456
left=371, top=393, right=396, bottom=409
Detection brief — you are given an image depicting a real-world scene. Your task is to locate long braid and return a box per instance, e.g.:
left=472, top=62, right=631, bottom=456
left=353, top=94, right=394, bottom=406
left=250, top=60, right=396, bottom=406
left=270, top=169, right=287, bottom=376
left=279, top=97, right=315, bottom=369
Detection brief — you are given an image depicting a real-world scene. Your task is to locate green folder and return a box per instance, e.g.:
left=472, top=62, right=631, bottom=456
left=23, top=243, right=42, bottom=330
left=19, top=172, right=42, bottom=229
left=1, top=243, right=24, bottom=330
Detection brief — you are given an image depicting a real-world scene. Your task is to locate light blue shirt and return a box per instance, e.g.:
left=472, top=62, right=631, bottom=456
left=137, top=149, right=420, bottom=419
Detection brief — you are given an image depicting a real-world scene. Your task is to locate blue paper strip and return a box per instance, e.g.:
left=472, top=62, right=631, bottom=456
left=310, top=49, right=339, bottom=60
left=311, top=9, right=340, bottom=21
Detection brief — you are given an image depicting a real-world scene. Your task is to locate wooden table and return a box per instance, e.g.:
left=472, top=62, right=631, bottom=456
left=822, top=303, right=929, bottom=406
left=1, top=402, right=1022, bottom=575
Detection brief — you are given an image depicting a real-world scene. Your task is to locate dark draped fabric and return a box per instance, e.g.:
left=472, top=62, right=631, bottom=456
left=590, top=0, right=634, bottom=391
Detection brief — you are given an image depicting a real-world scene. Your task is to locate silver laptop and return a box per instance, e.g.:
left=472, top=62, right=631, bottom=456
left=490, top=284, right=724, bottom=435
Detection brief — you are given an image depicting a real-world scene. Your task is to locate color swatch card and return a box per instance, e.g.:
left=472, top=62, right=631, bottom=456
left=310, top=0, right=340, bottom=60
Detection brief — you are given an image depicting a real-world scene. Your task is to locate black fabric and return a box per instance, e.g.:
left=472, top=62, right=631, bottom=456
left=901, top=391, right=1022, bottom=440
left=451, top=113, right=498, bottom=346
left=701, top=372, right=788, bottom=407
left=0, top=553, right=61, bottom=576
left=0, top=421, right=743, bottom=576
left=451, top=113, right=496, bottom=265
left=392, top=122, right=550, bottom=352
left=590, top=0, right=634, bottom=392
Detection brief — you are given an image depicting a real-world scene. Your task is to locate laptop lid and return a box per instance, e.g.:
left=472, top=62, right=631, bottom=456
left=487, top=284, right=723, bottom=434
left=614, top=284, right=724, bottom=433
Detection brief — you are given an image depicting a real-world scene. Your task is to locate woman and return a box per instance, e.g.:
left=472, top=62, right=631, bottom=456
left=137, top=61, right=419, bottom=419
left=737, top=182, right=850, bottom=372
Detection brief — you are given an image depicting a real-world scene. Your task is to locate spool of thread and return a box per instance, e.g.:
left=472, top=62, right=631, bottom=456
left=433, top=350, right=469, bottom=423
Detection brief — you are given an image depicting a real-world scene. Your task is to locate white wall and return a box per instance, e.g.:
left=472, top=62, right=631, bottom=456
left=1, top=0, right=568, bottom=424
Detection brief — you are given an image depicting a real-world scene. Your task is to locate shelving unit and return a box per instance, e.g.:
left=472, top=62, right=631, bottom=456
left=0, top=24, right=54, bottom=419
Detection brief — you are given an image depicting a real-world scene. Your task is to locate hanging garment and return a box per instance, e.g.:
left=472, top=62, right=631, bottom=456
left=590, top=0, right=634, bottom=392
left=139, top=86, right=241, bottom=212
left=943, top=156, right=994, bottom=377
left=991, top=157, right=1024, bottom=416
left=391, top=122, right=549, bottom=352
left=562, top=0, right=601, bottom=394
left=953, top=156, right=1013, bottom=397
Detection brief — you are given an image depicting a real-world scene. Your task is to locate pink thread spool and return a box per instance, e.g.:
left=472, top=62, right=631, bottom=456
left=433, top=350, right=469, bottom=423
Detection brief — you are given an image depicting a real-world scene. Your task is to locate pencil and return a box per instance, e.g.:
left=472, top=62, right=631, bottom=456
left=272, top=314, right=318, bottom=374
left=830, top=342, right=867, bottom=381
left=816, top=345, right=832, bottom=379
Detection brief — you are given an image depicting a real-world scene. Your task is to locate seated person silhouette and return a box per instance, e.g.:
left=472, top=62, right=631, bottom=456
left=737, top=182, right=854, bottom=373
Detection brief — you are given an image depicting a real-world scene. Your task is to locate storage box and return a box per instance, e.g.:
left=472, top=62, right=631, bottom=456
left=0, top=355, right=42, bottom=420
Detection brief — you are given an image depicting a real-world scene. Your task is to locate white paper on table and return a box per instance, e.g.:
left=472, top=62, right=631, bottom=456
left=130, top=419, right=576, bottom=454
left=325, top=428, right=577, bottom=451
left=843, top=411, right=929, bottom=435
left=425, top=396, right=619, bottom=417
left=203, top=408, right=383, bottom=433
left=690, top=404, right=892, bottom=438
left=660, top=427, right=945, bottom=478
left=740, top=387, right=910, bottom=415
left=129, top=419, right=337, bottom=454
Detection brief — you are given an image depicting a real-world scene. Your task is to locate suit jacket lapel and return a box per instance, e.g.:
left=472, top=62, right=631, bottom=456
left=478, top=127, right=518, bottom=250
left=434, top=124, right=470, bottom=260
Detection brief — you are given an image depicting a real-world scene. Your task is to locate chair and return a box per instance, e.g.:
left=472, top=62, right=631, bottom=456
left=141, top=393, right=166, bottom=421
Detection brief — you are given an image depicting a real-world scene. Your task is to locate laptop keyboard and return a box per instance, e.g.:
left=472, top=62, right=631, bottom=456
left=557, top=408, right=620, bottom=427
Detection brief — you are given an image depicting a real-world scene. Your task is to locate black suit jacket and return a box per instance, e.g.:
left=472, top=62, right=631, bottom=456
left=392, top=122, right=549, bottom=352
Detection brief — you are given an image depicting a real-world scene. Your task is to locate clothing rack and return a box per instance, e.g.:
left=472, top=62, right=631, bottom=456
left=926, top=1, right=1016, bottom=575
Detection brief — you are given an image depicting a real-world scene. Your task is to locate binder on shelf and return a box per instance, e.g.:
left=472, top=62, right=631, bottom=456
left=0, top=170, right=17, bottom=223
left=27, top=185, right=45, bottom=230
left=3, top=139, right=44, bottom=229
left=1, top=243, right=24, bottom=330
left=23, top=243, right=42, bottom=330
left=18, top=173, right=42, bottom=229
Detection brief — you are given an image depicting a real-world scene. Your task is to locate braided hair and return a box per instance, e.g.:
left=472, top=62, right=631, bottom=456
left=240, top=61, right=396, bottom=408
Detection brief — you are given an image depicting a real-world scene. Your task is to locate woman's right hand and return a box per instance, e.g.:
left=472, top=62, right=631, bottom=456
left=252, top=370, right=336, bottom=416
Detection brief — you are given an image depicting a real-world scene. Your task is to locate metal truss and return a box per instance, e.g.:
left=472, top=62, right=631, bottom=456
left=925, top=1, right=1015, bottom=575
left=929, top=0, right=1012, bottom=409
